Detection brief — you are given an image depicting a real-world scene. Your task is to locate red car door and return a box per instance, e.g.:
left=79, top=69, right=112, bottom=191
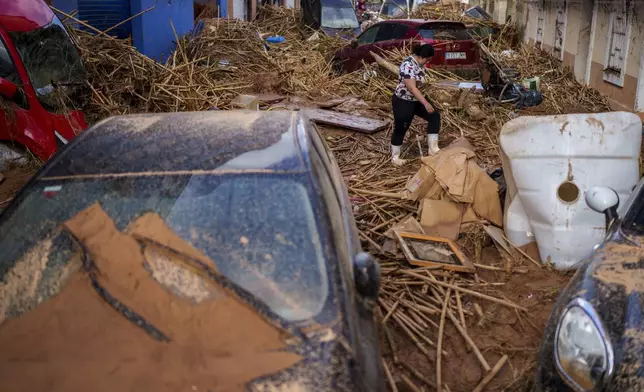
left=0, top=36, right=38, bottom=159
left=371, top=23, right=398, bottom=57
left=343, top=25, right=380, bottom=72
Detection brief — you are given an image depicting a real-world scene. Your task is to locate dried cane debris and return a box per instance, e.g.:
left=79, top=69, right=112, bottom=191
left=61, top=4, right=611, bottom=391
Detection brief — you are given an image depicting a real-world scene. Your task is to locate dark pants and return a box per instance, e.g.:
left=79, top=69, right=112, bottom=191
left=391, top=94, right=441, bottom=146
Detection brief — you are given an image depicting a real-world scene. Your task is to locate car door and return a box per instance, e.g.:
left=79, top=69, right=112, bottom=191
left=345, top=24, right=379, bottom=72
left=308, top=126, right=383, bottom=391
left=371, top=23, right=398, bottom=56
left=0, top=34, right=38, bottom=159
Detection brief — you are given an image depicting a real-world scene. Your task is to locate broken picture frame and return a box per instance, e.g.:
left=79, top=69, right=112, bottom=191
left=394, top=231, right=475, bottom=273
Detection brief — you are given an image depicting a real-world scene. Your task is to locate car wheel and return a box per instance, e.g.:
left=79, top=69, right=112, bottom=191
left=0, top=143, right=30, bottom=172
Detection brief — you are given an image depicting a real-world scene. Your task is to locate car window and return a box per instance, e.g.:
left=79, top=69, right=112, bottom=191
left=393, top=24, right=409, bottom=39
left=375, top=24, right=396, bottom=42
left=321, top=6, right=360, bottom=29
left=382, top=0, right=408, bottom=17
left=358, top=26, right=379, bottom=45
left=418, top=23, right=472, bottom=40
left=308, top=143, right=353, bottom=279
left=0, top=38, right=20, bottom=85
left=9, top=15, right=87, bottom=112
left=0, top=174, right=332, bottom=323
left=309, top=125, right=362, bottom=254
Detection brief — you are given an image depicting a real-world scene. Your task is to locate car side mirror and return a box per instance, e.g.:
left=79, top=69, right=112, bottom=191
left=0, top=78, right=26, bottom=108
left=0, top=77, right=18, bottom=100
left=351, top=40, right=359, bottom=49
left=586, top=186, right=619, bottom=228
left=353, top=252, right=380, bottom=300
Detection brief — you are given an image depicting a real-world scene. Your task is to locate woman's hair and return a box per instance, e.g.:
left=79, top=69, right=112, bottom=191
left=413, top=44, right=435, bottom=58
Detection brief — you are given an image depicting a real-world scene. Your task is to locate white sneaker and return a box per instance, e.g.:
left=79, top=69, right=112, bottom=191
left=427, top=134, right=440, bottom=155
left=391, top=144, right=407, bottom=166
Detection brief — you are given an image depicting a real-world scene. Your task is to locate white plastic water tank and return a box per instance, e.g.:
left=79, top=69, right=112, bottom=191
left=500, top=112, right=642, bottom=269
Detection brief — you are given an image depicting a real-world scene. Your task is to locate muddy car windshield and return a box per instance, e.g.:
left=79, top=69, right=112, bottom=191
left=321, top=7, right=360, bottom=29
left=0, top=174, right=330, bottom=322
left=9, top=16, right=87, bottom=112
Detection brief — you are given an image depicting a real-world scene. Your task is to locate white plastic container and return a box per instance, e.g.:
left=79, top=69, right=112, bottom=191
left=500, top=112, right=642, bottom=269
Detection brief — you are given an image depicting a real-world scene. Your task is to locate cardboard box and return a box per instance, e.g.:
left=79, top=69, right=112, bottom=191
left=420, top=199, right=465, bottom=240
left=405, top=166, right=435, bottom=201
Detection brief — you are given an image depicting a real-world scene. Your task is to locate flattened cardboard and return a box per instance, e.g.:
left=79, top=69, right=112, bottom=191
left=405, top=166, right=435, bottom=201
left=471, top=163, right=503, bottom=227
left=421, top=147, right=477, bottom=203
left=384, top=215, right=425, bottom=239
left=420, top=199, right=465, bottom=240
left=394, top=231, right=475, bottom=273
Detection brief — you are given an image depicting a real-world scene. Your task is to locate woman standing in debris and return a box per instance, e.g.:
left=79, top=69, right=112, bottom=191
left=391, top=44, right=441, bottom=166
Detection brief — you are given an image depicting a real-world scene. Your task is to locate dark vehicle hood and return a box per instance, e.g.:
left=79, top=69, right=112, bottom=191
left=563, top=234, right=644, bottom=390
left=248, top=326, right=359, bottom=390
left=321, top=26, right=361, bottom=39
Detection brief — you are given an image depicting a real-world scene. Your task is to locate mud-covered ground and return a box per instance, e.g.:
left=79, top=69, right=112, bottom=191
left=384, top=245, right=573, bottom=391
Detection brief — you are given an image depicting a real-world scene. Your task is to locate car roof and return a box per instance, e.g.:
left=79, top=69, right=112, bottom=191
left=42, top=111, right=311, bottom=178
left=380, top=19, right=466, bottom=27
left=0, top=0, right=54, bottom=32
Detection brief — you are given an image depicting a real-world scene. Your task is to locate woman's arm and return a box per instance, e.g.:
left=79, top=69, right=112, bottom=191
left=403, top=78, right=434, bottom=112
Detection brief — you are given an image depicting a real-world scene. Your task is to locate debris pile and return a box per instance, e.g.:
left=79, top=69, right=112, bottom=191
left=68, top=4, right=614, bottom=390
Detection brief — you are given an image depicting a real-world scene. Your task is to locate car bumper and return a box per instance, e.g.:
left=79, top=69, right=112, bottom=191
left=431, top=63, right=481, bottom=78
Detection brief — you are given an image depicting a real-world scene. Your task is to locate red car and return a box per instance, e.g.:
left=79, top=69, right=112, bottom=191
left=0, top=0, right=88, bottom=164
left=332, top=19, right=480, bottom=74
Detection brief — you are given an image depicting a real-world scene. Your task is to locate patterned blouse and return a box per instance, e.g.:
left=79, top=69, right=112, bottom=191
left=394, top=56, right=427, bottom=101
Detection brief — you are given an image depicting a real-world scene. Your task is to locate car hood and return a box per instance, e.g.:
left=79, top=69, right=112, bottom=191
left=574, top=235, right=644, bottom=390
left=247, top=326, right=358, bottom=390
left=321, top=26, right=361, bottom=39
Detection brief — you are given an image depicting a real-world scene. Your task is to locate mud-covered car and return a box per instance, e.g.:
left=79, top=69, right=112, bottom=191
left=0, top=111, right=384, bottom=391
left=535, top=179, right=644, bottom=391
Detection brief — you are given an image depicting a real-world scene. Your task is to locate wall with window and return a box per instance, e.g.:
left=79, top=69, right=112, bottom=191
left=516, top=1, right=644, bottom=114
left=585, top=2, right=643, bottom=112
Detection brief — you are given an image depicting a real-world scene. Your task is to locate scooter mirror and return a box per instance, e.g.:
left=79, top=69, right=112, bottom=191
left=586, top=186, right=619, bottom=227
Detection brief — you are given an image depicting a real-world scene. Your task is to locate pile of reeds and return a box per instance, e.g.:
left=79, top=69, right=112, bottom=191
left=66, top=6, right=615, bottom=389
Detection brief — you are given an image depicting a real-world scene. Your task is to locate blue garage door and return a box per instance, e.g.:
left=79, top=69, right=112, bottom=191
left=78, top=0, right=132, bottom=39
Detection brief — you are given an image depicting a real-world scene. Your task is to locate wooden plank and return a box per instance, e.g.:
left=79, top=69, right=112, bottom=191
left=304, top=108, right=389, bottom=134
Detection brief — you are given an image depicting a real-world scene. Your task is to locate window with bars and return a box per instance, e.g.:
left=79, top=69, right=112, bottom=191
left=535, top=3, right=545, bottom=45
left=553, top=1, right=567, bottom=60
left=603, top=2, right=630, bottom=86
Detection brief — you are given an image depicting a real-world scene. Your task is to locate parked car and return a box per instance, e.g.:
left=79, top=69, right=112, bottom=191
left=535, top=180, right=644, bottom=391
left=0, top=110, right=384, bottom=391
left=0, top=0, right=88, bottom=164
left=302, top=0, right=362, bottom=39
left=379, top=0, right=414, bottom=18
left=332, top=19, right=480, bottom=74
left=462, top=5, right=499, bottom=40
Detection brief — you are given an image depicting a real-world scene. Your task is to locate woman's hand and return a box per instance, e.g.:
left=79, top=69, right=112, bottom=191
left=423, top=101, right=435, bottom=113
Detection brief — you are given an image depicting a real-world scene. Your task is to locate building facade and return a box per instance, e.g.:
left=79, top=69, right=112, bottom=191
left=522, top=0, right=644, bottom=113
left=466, top=0, right=644, bottom=115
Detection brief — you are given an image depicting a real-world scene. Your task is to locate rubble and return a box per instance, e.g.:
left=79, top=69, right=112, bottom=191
left=54, top=3, right=618, bottom=390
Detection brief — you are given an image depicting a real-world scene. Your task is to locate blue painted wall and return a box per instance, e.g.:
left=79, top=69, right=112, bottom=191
left=131, top=0, right=194, bottom=62
left=217, top=0, right=227, bottom=18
